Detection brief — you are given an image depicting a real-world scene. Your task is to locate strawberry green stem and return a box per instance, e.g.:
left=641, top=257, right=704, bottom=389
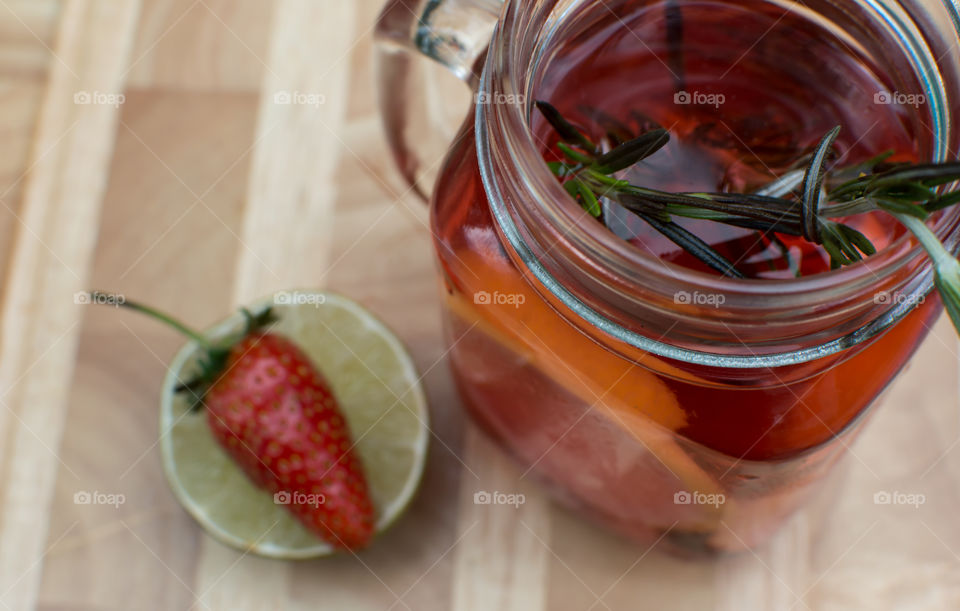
left=90, top=291, right=213, bottom=349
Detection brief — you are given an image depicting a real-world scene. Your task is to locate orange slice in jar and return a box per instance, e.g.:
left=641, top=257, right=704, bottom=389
left=445, top=251, right=728, bottom=532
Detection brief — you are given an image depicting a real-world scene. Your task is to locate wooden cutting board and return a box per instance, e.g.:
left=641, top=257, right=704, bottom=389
left=1, top=1, right=958, bottom=609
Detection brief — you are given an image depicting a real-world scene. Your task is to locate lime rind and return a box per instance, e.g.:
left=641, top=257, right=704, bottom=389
left=159, top=291, right=429, bottom=559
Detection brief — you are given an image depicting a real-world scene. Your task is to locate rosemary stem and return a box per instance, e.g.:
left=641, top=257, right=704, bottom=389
left=893, top=213, right=954, bottom=268
left=889, top=212, right=960, bottom=331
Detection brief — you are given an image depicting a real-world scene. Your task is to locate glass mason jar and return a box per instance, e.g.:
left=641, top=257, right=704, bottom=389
left=375, top=0, right=960, bottom=554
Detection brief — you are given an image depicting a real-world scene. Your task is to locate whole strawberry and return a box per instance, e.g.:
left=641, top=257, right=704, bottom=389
left=202, top=331, right=374, bottom=549
left=95, top=293, right=375, bottom=550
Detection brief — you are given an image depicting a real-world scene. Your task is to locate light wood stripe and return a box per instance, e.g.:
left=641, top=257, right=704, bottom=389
left=0, top=1, right=141, bottom=608
left=0, top=0, right=61, bottom=75
left=193, top=1, right=357, bottom=607
left=126, top=0, right=274, bottom=92
left=230, top=0, right=355, bottom=302
left=451, top=425, right=549, bottom=611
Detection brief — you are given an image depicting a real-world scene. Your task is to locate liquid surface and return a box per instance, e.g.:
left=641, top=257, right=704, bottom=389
left=533, top=0, right=927, bottom=277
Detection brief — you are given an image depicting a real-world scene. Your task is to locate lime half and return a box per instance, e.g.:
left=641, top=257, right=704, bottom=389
left=159, top=291, right=429, bottom=559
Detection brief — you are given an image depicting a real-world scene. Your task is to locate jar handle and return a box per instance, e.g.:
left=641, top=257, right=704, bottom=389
left=375, top=0, right=502, bottom=201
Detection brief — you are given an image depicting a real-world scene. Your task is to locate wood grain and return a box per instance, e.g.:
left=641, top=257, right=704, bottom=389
left=0, top=1, right=141, bottom=609
left=0, top=1, right=956, bottom=610
left=126, top=0, right=273, bottom=92
left=451, top=427, right=549, bottom=611
left=0, top=0, right=60, bottom=294
left=0, top=0, right=60, bottom=76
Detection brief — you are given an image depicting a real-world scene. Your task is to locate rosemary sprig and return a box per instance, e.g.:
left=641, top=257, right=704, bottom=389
left=536, top=101, right=960, bottom=334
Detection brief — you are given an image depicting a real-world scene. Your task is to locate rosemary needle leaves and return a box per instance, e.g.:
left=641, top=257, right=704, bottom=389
left=535, top=100, right=960, bottom=332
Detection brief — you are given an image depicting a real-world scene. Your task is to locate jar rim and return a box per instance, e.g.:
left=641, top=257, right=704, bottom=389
left=476, top=0, right=960, bottom=368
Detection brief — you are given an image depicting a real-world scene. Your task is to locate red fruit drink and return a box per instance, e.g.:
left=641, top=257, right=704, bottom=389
left=430, top=0, right=941, bottom=553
